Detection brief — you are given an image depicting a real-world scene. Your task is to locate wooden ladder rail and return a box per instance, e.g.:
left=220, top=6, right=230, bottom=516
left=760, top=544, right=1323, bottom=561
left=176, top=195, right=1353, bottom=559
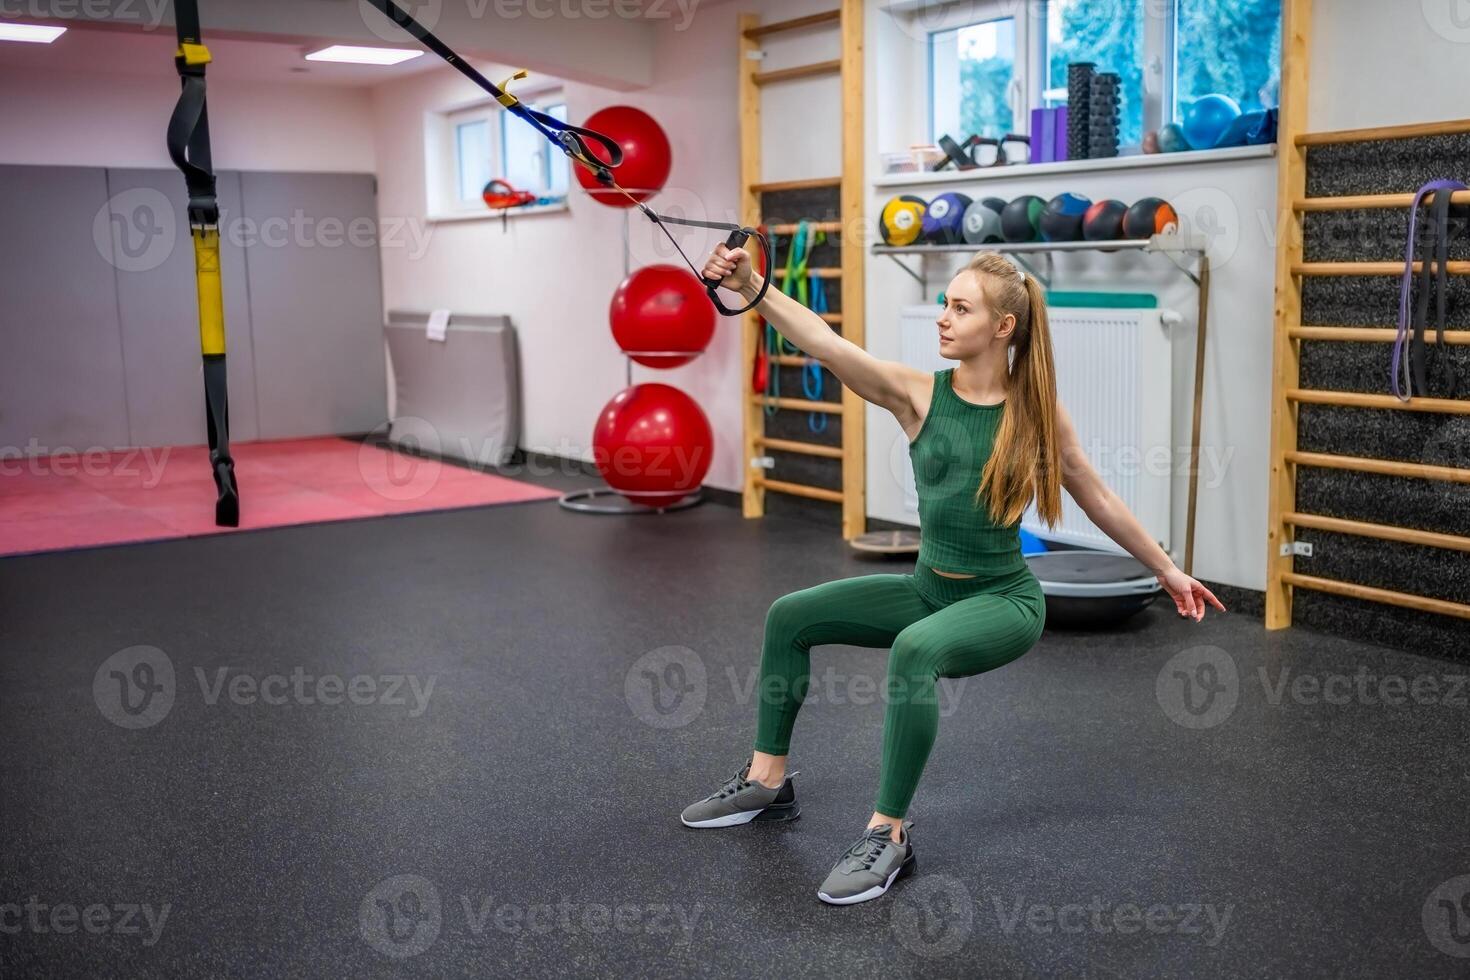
left=738, top=3, right=866, bottom=539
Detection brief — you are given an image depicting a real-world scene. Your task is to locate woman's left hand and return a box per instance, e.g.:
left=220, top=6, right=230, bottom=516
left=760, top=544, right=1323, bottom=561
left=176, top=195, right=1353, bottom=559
left=1157, top=567, right=1226, bottom=622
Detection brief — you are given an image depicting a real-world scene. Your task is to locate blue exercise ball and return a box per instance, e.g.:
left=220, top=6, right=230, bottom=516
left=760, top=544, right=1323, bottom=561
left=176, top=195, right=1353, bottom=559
left=1182, top=95, right=1242, bottom=151
left=1019, top=529, right=1049, bottom=556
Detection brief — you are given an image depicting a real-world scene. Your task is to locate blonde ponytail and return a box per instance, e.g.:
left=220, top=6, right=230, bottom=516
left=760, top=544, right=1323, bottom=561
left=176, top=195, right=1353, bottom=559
left=964, top=254, right=1062, bottom=528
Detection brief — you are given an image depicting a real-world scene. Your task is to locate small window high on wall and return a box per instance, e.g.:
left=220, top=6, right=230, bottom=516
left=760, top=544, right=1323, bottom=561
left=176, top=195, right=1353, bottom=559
left=432, top=93, right=570, bottom=219
left=1044, top=0, right=1146, bottom=149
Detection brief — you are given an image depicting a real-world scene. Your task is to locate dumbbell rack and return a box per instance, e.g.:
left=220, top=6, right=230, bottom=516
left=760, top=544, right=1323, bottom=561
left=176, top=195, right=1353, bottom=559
left=872, top=233, right=1214, bottom=575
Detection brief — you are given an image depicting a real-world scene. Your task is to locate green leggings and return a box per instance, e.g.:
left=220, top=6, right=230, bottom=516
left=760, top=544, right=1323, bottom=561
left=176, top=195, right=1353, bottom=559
left=753, top=562, right=1045, bottom=818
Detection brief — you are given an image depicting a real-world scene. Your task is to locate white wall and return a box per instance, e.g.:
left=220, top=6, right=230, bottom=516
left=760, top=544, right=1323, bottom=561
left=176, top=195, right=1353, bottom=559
left=1309, top=1, right=1470, bottom=131
left=0, top=67, right=376, bottom=173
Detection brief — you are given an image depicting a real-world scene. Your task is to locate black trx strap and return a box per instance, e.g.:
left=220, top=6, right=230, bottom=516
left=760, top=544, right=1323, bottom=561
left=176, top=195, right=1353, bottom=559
left=365, top=0, right=770, bottom=316
left=167, top=0, right=238, bottom=526
left=1411, top=188, right=1461, bottom=399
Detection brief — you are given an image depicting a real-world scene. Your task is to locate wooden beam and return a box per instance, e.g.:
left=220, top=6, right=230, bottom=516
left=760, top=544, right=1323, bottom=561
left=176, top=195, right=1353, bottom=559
left=1297, top=117, right=1470, bottom=147
left=773, top=268, right=841, bottom=279
left=753, top=60, right=841, bottom=86
left=750, top=395, right=844, bottom=414
left=1287, top=389, right=1470, bottom=414
left=766, top=221, right=843, bottom=235
left=1294, top=260, right=1470, bottom=277
left=1290, top=326, right=1470, bottom=344
left=1285, top=511, right=1470, bottom=553
left=1265, top=0, right=1312, bottom=630
left=1184, top=255, right=1210, bottom=576
left=755, top=436, right=845, bottom=460
left=839, top=0, right=866, bottom=542
left=754, top=476, right=845, bottom=504
left=749, top=176, right=841, bottom=193
left=742, top=10, right=840, bottom=40
left=1296, top=190, right=1470, bottom=211
left=1283, top=573, right=1470, bottom=621
left=1286, top=450, right=1470, bottom=483
left=739, top=13, right=764, bottom=522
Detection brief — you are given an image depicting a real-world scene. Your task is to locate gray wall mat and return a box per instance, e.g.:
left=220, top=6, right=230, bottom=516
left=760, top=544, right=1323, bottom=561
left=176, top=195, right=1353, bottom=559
left=1292, top=527, right=1469, bottom=607
left=1303, top=206, right=1470, bottom=263
left=107, top=169, right=261, bottom=446
left=1296, top=467, right=1470, bottom=540
left=1300, top=339, right=1469, bottom=399
left=0, top=165, right=131, bottom=452
left=238, top=172, right=386, bottom=439
left=1293, top=589, right=1469, bottom=662
left=1304, top=132, right=1470, bottom=198
left=1298, top=404, right=1468, bottom=466
left=1300, top=274, right=1470, bottom=326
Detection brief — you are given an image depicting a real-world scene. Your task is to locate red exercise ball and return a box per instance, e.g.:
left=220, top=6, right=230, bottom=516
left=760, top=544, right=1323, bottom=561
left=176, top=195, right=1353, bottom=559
left=592, top=384, right=712, bottom=508
left=575, top=105, right=672, bottom=207
left=610, top=264, right=715, bottom=368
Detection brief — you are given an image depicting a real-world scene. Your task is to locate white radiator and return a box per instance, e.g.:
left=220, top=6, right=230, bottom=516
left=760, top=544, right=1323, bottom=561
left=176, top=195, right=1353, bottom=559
left=898, top=304, right=1174, bottom=555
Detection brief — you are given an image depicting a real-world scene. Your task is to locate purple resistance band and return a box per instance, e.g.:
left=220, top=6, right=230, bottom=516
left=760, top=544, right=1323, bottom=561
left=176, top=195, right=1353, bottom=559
left=1394, top=179, right=1466, bottom=400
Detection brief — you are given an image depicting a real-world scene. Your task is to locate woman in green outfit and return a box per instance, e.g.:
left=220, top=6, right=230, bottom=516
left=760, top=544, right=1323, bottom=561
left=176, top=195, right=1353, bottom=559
left=680, top=246, right=1225, bottom=906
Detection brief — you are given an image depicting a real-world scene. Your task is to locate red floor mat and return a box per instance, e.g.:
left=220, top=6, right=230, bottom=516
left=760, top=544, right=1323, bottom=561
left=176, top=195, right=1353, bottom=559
left=0, top=438, right=561, bottom=558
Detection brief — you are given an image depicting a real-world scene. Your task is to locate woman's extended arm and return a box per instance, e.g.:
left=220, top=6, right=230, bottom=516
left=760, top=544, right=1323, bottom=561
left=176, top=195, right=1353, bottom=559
left=1055, top=402, right=1226, bottom=621
left=704, top=244, right=926, bottom=428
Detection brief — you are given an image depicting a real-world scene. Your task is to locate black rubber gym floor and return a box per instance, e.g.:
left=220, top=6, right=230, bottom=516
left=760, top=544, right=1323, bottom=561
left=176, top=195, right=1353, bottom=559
left=2, top=467, right=1467, bottom=978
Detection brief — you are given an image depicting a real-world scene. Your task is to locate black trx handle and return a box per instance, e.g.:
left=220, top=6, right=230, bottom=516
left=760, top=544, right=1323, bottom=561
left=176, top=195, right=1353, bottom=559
left=366, top=0, right=768, bottom=317
left=168, top=0, right=238, bottom=527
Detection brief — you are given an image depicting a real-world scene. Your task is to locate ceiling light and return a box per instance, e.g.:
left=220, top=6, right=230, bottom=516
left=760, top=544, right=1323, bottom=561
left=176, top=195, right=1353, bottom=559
left=0, top=23, right=67, bottom=43
left=304, top=45, right=422, bottom=66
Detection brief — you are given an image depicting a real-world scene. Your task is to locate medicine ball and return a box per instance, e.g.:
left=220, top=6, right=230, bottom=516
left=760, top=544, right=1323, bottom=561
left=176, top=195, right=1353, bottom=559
left=921, top=192, right=971, bottom=244
left=1082, top=199, right=1128, bottom=241
left=880, top=195, right=928, bottom=246
left=1157, top=122, right=1191, bottom=153
left=1039, top=193, right=1093, bottom=242
left=1122, top=198, right=1180, bottom=239
left=1000, top=195, right=1045, bottom=243
left=962, top=197, right=1007, bottom=245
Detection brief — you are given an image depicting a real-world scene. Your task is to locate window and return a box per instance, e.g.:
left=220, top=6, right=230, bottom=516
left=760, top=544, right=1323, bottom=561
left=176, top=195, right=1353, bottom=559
left=501, top=102, right=570, bottom=198
left=930, top=18, right=1017, bottom=143
left=1174, top=0, right=1282, bottom=117
left=920, top=0, right=1282, bottom=158
left=438, top=92, right=570, bottom=218
left=1044, top=0, right=1146, bottom=149
left=455, top=118, right=492, bottom=205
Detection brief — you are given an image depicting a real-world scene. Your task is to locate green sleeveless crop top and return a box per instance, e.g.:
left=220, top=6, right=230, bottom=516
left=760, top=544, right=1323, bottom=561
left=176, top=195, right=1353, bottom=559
left=908, top=368, right=1026, bottom=576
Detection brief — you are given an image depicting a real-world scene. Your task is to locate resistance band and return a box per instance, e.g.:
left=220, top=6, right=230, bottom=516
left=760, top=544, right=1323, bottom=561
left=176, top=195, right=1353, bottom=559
left=1395, top=180, right=1466, bottom=401
left=167, top=0, right=238, bottom=526
left=364, top=0, right=769, bottom=316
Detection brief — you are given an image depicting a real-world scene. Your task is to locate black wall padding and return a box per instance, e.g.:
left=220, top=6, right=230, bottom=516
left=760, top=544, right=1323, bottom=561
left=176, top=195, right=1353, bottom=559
left=757, top=184, right=846, bottom=524
left=1296, top=467, right=1470, bottom=542
left=1301, top=274, right=1470, bottom=325
left=1298, top=406, right=1470, bottom=467
left=1303, top=207, right=1470, bottom=263
left=1304, top=133, right=1470, bottom=197
left=1299, top=341, right=1469, bottom=398
left=1293, top=131, right=1470, bottom=659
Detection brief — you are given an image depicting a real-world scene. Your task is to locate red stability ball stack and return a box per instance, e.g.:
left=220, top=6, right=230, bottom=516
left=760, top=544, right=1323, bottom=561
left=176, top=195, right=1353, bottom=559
left=609, top=265, right=715, bottom=368
left=575, top=105, right=672, bottom=207
left=592, top=384, right=712, bottom=509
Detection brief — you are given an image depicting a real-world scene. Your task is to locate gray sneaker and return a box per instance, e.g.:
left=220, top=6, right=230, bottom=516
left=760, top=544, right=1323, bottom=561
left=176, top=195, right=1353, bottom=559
left=816, top=821, right=915, bottom=905
left=679, top=762, right=800, bottom=828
